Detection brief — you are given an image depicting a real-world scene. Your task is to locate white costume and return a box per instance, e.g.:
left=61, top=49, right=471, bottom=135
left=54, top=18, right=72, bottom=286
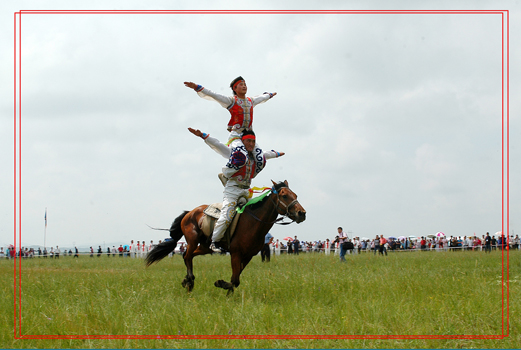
left=274, top=240, right=281, bottom=256
left=199, top=134, right=282, bottom=243
left=325, top=240, right=331, bottom=255
left=131, top=241, right=138, bottom=258
left=194, top=85, right=273, bottom=134
left=194, top=84, right=275, bottom=168
left=190, top=81, right=278, bottom=245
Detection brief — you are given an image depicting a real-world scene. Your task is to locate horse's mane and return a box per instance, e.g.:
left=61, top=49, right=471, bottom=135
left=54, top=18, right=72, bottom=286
left=246, top=182, right=288, bottom=211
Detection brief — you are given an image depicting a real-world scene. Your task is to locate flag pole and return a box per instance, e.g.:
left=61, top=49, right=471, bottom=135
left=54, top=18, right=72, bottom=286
left=44, top=208, right=47, bottom=249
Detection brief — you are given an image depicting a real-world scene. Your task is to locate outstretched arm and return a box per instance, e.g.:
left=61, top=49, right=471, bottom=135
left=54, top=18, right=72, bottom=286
left=264, top=150, right=285, bottom=159
left=252, top=92, right=278, bottom=106
left=183, top=81, right=233, bottom=108
left=188, top=127, right=230, bottom=159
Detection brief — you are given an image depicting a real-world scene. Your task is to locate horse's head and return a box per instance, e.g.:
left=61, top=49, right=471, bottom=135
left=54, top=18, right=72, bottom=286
left=271, top=180, right=306, bottom=223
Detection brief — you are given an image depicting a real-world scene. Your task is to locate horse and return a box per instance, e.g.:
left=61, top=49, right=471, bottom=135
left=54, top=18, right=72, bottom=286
left=145, top=180, right=306, bottom=294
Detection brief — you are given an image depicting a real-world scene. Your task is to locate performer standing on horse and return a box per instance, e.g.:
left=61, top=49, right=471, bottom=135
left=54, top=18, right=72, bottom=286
left=183, top=76, right=276, bottom=136
left=188, top=128, right=284, bottom=251
left=183, top=77, right=277, bottom=178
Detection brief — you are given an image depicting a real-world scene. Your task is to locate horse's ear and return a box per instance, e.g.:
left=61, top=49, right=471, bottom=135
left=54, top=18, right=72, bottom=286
left=284, top=180, right=288, bottom=186
left=271, top=180, right=277, bottom=186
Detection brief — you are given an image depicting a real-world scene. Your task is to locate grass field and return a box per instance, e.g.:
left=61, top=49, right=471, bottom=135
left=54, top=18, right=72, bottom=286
left=1, top=249, right=519, bottom=349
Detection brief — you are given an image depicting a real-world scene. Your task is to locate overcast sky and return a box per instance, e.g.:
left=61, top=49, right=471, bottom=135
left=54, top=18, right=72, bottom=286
left=1, top=0, right=519, bottom=249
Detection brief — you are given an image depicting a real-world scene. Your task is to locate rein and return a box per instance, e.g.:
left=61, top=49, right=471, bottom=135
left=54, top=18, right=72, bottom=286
left=245, top=210, right=294, bottom=225
left=242, top=186, right=299, bottom=225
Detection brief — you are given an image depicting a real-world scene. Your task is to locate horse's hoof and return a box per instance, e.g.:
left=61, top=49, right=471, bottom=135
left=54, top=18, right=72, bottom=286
left=226, top=288, right=234, bottom=296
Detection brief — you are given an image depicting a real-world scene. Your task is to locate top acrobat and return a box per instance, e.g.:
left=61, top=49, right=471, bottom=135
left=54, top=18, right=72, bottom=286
left=184, top=77, right=277, bottom=133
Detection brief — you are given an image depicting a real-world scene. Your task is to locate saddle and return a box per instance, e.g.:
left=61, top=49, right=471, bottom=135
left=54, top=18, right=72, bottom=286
left=199, top=202, right=243, bottom=244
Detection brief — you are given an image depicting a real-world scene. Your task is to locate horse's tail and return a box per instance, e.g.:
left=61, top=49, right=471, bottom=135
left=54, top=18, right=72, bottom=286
left=145, top=211, right=189, bottom=267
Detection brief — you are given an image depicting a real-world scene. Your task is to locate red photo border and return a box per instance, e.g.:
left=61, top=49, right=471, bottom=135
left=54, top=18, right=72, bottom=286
left=13, top=9, right=510, bottom=340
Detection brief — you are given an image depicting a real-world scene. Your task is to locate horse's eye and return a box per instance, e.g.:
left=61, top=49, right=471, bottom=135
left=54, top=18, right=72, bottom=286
left=282, top=195, right=288, bottom=199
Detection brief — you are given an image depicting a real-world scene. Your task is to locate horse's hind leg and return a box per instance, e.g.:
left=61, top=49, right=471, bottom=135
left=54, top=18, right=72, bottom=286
left=181, top=244, right=214, bottom=291
left=181, top=273, right=195, bottom=291
left=182, top=242, right=198, bottom=292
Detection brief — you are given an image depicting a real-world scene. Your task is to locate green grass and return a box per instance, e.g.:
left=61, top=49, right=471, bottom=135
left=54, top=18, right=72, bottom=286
left=1, top=250, right=519, bottom=348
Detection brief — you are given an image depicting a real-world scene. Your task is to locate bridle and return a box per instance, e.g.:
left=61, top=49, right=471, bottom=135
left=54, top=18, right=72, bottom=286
left=243, top=186, right=300, bottom=225
left=270, top=186, right=300, bottom=219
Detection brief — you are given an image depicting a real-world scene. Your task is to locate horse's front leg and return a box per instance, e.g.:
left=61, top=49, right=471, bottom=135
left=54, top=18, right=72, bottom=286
left=215, top=253, right=245, bottom=296
left=233, top=255, right=253, bottom=286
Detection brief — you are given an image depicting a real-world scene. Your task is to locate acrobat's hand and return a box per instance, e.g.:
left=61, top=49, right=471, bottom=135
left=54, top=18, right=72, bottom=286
left=188, top=127, right=207, bottom=139
left=273, top=151, right=285, bottom=157
left=184, top=82, right=198, bottom=90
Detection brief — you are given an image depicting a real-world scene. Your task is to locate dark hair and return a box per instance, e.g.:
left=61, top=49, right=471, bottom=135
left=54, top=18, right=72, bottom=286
left=230, top=76, right=245, bottom=95
left=338, top=227, right=343, bottom=230
left=241, top=129, right=255, bottom=139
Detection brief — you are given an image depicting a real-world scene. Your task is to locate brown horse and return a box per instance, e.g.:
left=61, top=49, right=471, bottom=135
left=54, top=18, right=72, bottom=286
left=145, top=180, right=306, bottom=294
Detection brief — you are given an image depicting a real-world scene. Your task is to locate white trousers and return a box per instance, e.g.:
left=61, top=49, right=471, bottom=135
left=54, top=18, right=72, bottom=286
left=212, top=183, right=250, bottom=242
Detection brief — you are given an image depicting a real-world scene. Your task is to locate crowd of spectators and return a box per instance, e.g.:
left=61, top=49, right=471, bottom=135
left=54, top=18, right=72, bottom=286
left=0, top=240, right=164, bottom=259
left=266, top=233, right=520, bottom=255
left=2, top=233, right=519, bottom=259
